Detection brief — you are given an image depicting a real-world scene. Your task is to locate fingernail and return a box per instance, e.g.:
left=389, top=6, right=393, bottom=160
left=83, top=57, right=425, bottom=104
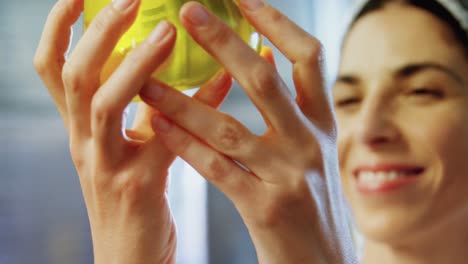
left=148, top=21, right=171, bottom=44
left=211, top=70, right=227, bottom=84
left=112, top=0, right=134, bottom=11
left=141, top=82, right=166, bottom=102
left=152, top=116, right=172, bottom=133
left=186, top=4, right=210, bottom=25
left=240, top=0, right=264, bottom=11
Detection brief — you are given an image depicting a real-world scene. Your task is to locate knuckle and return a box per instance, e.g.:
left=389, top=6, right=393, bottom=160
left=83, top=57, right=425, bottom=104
left=208, top=25, right=233, bottom=49
left=247, top=63, right=280, bottom=98
left=202, top=156, right=230, bottom=183
left=122, top=48, right=141, bottom=65
left=121, top=45, right=152, bottom=72
left=301, top=39, right=324, bottom=65
left=91, top=93, right=117, bottom=124
left=69, top=147, right=85, bottom=171
left=215, top=116, right=245, bottom=151
left=90, top=8, right=112, bottom=35
left=172, top=130, right=192, bottom=155
left=269, top=8, right=286, bottom=25
left=69, top=139, right=86, bottom=172
left=166, top=99, right=189, bottom=121
left=62, top=61, right=81, bottom=93
left=33, top=54, right=50, bottom=77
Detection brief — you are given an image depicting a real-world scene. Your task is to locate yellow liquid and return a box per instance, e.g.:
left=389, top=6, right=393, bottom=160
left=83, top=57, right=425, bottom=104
left=84, top=0, right=261, bottom=91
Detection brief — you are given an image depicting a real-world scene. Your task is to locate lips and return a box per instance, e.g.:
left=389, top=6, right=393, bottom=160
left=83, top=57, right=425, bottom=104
left=353, top=164, right=425, bottom=194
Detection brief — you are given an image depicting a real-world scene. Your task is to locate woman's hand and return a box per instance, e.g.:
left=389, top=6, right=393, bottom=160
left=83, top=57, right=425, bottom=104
left=33, top=0, right=232, bottom=263
left=140, top=1, right=357, bottom=263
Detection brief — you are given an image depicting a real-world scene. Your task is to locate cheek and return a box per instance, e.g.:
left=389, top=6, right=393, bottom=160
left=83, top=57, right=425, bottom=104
left=408, top=105, right=468, bottom=204
left=412, top=108, right=468, bottom=169
left=435, top=117, right=468, bottom=186
left=413, top=107, right=468, bottom=223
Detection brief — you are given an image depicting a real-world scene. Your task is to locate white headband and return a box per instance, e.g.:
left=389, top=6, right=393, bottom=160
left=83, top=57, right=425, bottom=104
left=349, top=0, right=468, bottom=33
left=433, top=0, right=467, bottom=32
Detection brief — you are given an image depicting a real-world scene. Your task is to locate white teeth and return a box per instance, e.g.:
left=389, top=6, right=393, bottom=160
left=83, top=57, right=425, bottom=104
left=357, top=171, right=404, bottom=184
left=376, top=172, right=386, bottom=181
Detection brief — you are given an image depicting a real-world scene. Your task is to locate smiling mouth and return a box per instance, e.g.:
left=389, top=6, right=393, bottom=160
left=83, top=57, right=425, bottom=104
left=354, top=168, right=425, bottom=194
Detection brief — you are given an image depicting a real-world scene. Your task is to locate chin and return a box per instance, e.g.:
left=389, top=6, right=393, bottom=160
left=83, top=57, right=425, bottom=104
left=351, top=202, right=429, bottom=245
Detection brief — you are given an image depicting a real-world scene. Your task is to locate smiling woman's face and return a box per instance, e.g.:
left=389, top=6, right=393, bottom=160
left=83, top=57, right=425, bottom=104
left=334, top=3, right=468, bottom=243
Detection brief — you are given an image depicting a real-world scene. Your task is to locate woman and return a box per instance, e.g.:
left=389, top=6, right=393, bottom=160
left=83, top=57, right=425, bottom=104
left=33, top=0, right=467, bottom=263
left=335, top=0, right=468, bottom=263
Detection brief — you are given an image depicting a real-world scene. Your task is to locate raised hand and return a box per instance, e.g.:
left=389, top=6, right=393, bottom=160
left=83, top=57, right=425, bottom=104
left=140, top=1, right=357, bottom=263
left=33, top=0, right=232, bottom=263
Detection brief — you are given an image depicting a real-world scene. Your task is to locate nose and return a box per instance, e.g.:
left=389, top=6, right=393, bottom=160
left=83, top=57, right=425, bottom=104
left=355, top=100, right=401, bottom=149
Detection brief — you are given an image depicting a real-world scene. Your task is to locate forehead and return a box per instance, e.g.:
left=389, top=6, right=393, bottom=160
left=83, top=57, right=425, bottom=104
left=339, top=4, right=464, bottom=76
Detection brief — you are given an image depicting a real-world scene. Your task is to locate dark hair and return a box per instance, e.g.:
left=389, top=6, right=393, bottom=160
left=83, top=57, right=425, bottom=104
left=351, top=0, right=468, bottom=54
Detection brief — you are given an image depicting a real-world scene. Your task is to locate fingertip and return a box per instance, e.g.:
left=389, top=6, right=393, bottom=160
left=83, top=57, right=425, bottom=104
left=213, top=70, right=232, bottom=87
left=260, top=46, right=276, bottom=66
left=179, top=1, right=211, bottom=27
left=147, top=20, right=176, bottom=45
left=59, top=0, right=83, bottom=11
left=49, top=0, right=83, bottom=26
left=194, top=69, right=232, bottom=107
left=124, top=129, right=147, bottom=141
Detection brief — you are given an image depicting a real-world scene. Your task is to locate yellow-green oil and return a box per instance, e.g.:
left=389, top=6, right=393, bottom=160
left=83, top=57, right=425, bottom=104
left=84, top=0, right=261, bottom=91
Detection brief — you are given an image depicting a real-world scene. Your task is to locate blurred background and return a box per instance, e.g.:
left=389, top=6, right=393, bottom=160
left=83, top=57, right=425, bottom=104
left=0, top=0, right=353, bottom=263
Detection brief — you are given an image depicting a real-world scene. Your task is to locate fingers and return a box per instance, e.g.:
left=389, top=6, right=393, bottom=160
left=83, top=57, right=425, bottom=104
left=136, top=70, right=232, bottom=174
left=238, top=0, right=319, bottom=64
left=91, top=21, right=176, bottom=155
left=138, top=71, right=232, bottom=190
left=179, top=2, right=302, bottom=133
left=63, top=0, right=140, bottom=139
left=34, top=0, right=84, bottom=127
left=131, top=103, right=160, bottom=140
left=150, top=116, right=258, bottom=201
left=140, top=80, right=273, bottom=174
left=293, top=57, right=334, bottom=127
left=192, top=70, right=232, bottom=108
left=125, top=129, right=149, bottom=142
left=131, top=70, right=232, bottom=140
left=237, top=0, right=332, bottom=126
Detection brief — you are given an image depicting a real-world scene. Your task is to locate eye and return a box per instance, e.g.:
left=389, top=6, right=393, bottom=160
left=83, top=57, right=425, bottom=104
left=335, top=97, right=361, bottom=107
left=409, top=88, right=444, bottom=98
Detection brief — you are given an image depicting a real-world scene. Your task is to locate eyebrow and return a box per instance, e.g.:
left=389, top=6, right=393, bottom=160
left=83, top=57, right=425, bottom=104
left=335, top=75, right=360, bottom=86
left=335, top=62, right=464, bottom=87
left=395, top=63, right=464, bottom=86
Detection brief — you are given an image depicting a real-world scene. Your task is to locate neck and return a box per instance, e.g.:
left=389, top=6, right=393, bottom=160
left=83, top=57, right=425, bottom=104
left=362, top=219, right=468, bottom=264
